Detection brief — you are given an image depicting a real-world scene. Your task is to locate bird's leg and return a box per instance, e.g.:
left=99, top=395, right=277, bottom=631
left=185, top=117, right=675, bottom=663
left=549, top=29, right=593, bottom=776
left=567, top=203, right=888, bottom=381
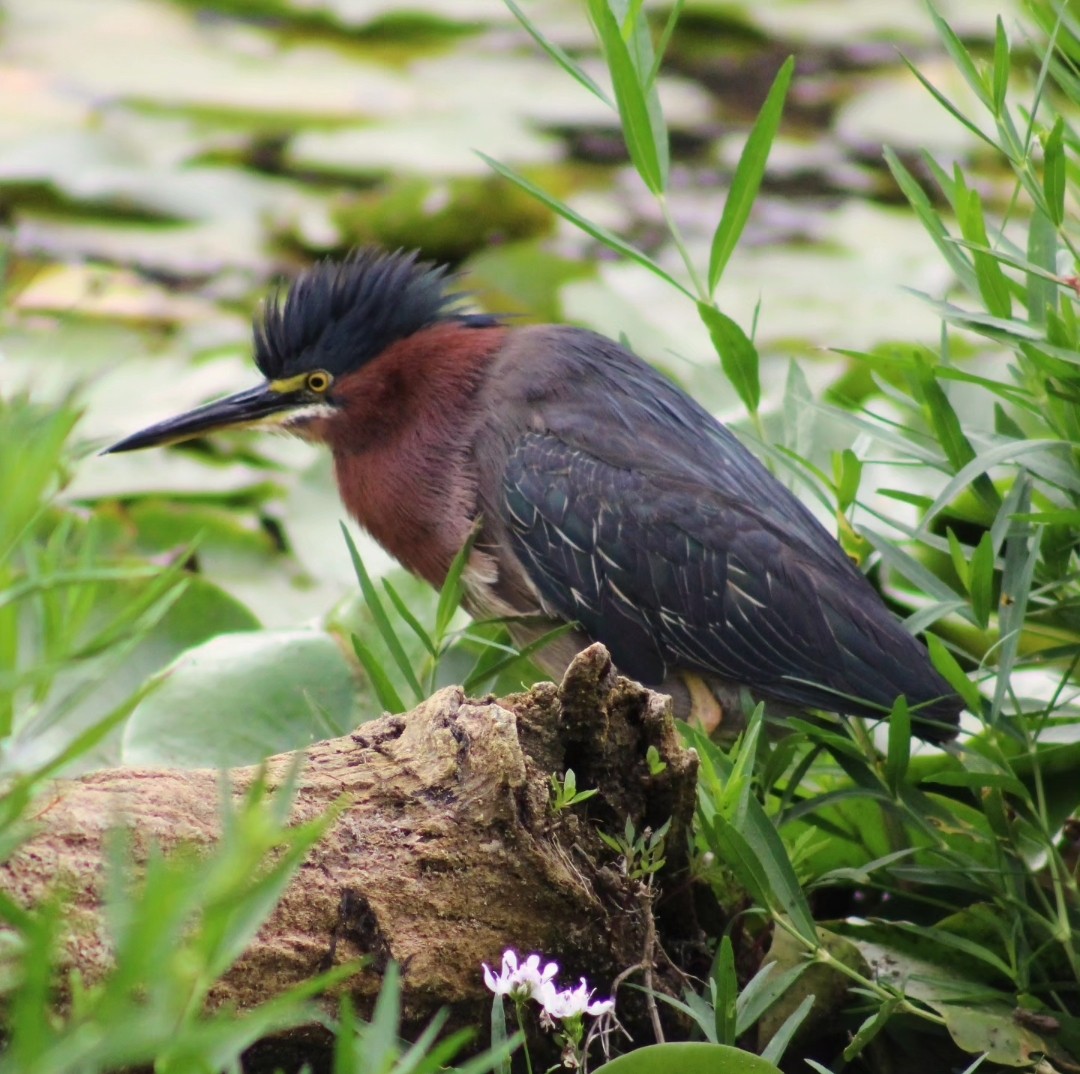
left=680, top=671, right=727, bottom=736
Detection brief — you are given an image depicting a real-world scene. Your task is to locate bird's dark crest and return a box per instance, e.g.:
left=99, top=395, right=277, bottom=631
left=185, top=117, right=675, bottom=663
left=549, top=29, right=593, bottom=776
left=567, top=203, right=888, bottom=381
left=253, top=248, right=499, bottom=381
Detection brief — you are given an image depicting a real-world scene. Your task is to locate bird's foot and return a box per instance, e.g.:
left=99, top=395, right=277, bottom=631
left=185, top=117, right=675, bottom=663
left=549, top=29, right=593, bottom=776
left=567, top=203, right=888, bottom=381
left=681, top=672, right=726, bottom=737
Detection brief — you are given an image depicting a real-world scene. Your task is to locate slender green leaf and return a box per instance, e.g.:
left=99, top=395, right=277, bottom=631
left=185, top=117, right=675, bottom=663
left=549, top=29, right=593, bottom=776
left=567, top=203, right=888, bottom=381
left=952, top=180, right=1012, bottom=319
left=843, top=999, right=900, bottom=1062
left=648, top=0, right=685, bottom=86
left=992, top=478, right=1038, bottom=723
left=503, top=0, right=613, bottom=107
left=489, top=994, right=510, bottom=1074
left=925, top=1, right=993, bottom=109
left=365, top=961, right=402, bottom=1071
left=708, top=57, right=793, bottom=292
left=698, top=303, right=760, bottom=415
left=903, top=599, right=970, bottom=636
left=900, top=56, right=998, bottom=151
left=462, top=622, right=572, bottom=693
left=715, top=936, right=738, bottom=1045
left=946, top=528, right=969, bottom=590
left=885, top=696, right=911, bottom=793
left=341, top=525, right=424, bottom=703
left=991, top=18, right=1009, bottom=113
left=1042, top=115, right=1066, bottom=227
left=914, top=439, right=1067, bottom=534
left=1026, top=210, right=1058, bottom=323
left=859, top=528, right=963, bottom=603
left=968, top=530, right=995, bottom=629
left=907, top=356, right=1000, bottom=514
left=761, top=994, right=815, bottom=1066
left=381, top=577, right=437, bottom=657
left=884, top=149, right=976, bottom=291
left=949, top=237, right=1063, bottom=285
left=351, top=635, right=406, bottom=714
left=434, top=525, right=480, bottom=644
left=735, top=961, right=811, bottom=1036
left=477, top=154, right=694, bottom=300
left=586, top=0, right=668, bottom=193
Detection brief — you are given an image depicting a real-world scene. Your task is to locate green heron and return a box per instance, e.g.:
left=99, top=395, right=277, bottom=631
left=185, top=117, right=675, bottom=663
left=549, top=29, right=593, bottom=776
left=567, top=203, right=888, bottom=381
left=106, top=248, right=962, bottom=742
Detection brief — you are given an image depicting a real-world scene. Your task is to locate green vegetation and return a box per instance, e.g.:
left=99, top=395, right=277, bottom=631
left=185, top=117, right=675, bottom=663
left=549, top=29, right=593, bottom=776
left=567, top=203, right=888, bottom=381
left=0, top=0, right=1078, bottom=1071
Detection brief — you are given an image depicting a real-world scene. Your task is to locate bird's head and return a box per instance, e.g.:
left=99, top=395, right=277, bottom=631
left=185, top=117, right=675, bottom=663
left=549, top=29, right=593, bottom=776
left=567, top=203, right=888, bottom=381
left=104, top=248, right=498, bottom=454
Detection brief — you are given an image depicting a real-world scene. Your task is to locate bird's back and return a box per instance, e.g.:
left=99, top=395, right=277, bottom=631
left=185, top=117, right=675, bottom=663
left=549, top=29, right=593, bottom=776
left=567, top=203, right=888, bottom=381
left=472, top=324, right=961, bottom=741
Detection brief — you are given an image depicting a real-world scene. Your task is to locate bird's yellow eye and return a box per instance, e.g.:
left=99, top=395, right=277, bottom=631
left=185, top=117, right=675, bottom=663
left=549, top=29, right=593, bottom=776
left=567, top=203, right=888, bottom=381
left=306, top=370, right=332, bottom=393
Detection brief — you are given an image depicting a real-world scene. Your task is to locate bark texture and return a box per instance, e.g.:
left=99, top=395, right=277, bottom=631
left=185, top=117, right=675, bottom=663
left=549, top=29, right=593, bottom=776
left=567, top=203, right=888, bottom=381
left=0, top=644, right=701, bottom=1049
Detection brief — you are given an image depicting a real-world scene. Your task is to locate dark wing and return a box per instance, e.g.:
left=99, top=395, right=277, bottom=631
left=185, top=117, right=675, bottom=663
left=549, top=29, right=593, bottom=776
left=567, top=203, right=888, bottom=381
left=501, top=430, right=931, bottom=717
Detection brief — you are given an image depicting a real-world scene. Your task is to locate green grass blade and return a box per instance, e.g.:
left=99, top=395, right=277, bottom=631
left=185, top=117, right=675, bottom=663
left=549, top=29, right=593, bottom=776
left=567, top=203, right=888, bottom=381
left=489, top=993, right=511, bottom=1074
left=350, top=635, right=406, bottom=714
left=913, top=439, right=1071, bottom=535
left=761, top=994, right=815, bottom=1066
left=859, top=527, right=962, bottom=603
left=1026, top=211, right=1059, bottom=323
left=381, top=578, right=437, bottom=658
left=714, top=936, right=737, bottom=1045
left=736, top=961, right=811, bottom=1036
left=340, top=524, right=424, bottom=703
left=953, top=182, right=1012, bottom=319
left=434, top=526, right=480, bottom=646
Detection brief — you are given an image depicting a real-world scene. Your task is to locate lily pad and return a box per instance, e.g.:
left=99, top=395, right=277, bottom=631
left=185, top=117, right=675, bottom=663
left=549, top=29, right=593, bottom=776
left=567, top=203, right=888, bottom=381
left=596, top=1043, right=781, bottom=1074
left=122, top=628, right=362, bottom=768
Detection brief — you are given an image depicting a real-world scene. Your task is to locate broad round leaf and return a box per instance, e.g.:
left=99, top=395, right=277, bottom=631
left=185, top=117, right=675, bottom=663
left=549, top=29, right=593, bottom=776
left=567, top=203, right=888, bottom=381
left=122, top=630, right=360, bottom=768
left=596, top=1043, right=782, bottom=1074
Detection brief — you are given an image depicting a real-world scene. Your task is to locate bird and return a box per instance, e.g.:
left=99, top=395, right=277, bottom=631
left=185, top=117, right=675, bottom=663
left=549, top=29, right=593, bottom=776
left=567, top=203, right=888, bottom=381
left=105, top=247, right=962, bottom=742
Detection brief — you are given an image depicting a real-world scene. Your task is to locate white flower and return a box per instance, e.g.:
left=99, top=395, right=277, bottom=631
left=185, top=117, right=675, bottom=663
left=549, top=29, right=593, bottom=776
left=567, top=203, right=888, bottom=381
left=483, top=949, right=559, bottom=1000
left=537, top=977, right=614, bottom=1021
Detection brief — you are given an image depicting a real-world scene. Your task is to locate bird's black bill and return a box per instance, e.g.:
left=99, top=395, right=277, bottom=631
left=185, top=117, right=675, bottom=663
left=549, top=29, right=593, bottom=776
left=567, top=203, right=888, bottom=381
left=102, top=383, right=298, bottom=454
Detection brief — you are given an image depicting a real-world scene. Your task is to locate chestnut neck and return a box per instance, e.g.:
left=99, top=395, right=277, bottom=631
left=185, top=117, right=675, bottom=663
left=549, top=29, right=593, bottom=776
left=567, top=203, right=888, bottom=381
left=319, top=321, right=509, bottom=587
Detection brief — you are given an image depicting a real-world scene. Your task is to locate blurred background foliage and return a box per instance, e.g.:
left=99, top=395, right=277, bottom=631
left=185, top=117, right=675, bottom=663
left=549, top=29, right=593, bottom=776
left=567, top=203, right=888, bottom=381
left=3, top=0, right=1080, bottom=1071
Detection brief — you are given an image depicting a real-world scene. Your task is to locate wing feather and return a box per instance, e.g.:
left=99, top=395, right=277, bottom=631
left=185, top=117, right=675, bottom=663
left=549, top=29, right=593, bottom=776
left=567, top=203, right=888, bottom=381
left=500, top=430, right=950, bottom=719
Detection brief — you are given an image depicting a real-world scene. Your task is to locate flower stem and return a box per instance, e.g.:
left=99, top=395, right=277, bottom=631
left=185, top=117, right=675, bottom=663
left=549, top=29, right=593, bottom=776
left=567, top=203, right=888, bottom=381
left=513, top=999, right=534, bottom=1074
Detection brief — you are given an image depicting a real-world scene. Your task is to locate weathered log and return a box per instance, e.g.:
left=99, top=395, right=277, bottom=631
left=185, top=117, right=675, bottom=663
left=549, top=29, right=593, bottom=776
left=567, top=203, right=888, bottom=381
left=1, top=644, right=701, bottom=1059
